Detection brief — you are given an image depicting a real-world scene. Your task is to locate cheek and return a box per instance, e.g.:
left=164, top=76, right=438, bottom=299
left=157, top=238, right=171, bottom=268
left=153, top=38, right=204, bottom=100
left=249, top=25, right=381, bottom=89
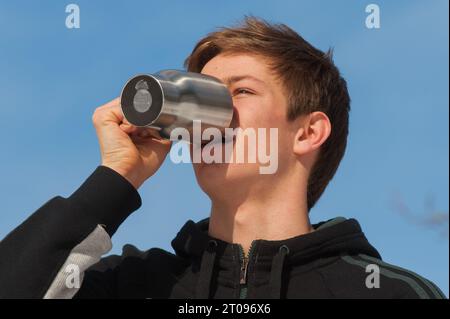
left=234, top=97, right=283, bottom=129
left=238, top=109, right=285, bottom=131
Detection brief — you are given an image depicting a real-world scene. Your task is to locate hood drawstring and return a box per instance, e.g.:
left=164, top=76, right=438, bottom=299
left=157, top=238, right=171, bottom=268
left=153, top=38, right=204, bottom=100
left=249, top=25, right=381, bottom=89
left=269, top=245, right=289, bottom=299
left=195, top=240, right=218, bottom=299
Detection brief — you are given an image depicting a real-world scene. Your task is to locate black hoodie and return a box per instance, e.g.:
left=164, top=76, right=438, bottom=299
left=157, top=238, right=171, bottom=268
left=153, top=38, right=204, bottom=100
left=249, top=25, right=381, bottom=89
left=0, top=166, right=446, bottom=299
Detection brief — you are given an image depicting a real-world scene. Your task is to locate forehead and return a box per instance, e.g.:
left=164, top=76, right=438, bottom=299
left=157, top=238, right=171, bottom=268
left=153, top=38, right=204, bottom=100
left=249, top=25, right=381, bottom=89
left=200, top=53, right=273, bottom=80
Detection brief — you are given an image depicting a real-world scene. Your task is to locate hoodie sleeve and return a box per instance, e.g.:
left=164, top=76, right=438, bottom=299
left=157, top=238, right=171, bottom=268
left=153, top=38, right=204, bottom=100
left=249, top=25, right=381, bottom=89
left=0, top=166, right=142, bottom=299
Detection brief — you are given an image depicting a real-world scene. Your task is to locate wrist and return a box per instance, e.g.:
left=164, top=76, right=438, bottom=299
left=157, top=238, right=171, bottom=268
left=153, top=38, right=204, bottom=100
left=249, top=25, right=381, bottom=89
left=101, top=163, right=144, bottom=190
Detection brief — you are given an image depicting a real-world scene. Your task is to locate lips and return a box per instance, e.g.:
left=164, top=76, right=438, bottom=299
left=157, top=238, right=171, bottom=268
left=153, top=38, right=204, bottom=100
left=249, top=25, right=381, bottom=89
left=200, top=135, right=236, bottom=148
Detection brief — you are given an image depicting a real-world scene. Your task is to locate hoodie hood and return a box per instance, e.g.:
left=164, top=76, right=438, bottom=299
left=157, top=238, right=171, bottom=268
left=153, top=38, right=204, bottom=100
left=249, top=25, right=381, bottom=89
left=171, top=217, right=381, bottom=298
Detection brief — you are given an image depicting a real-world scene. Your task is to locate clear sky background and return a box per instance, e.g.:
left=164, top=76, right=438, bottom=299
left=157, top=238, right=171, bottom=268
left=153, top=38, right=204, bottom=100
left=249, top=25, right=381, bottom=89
left=0, top=0, right=448, bottom=296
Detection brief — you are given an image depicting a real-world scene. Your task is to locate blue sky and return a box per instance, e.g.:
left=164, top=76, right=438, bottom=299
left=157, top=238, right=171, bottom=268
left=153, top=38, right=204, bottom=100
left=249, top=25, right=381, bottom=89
left=0, top=0, right=448, bottom=296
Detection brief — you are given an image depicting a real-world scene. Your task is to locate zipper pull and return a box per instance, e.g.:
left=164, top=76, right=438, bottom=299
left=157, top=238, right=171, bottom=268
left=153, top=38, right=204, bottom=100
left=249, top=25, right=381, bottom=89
left=240, top=256, right=249, bottom=285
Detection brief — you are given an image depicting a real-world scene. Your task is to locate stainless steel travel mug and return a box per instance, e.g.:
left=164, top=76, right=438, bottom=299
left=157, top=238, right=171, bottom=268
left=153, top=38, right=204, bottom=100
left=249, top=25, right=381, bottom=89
left=120, top=70, right=233, bottom=141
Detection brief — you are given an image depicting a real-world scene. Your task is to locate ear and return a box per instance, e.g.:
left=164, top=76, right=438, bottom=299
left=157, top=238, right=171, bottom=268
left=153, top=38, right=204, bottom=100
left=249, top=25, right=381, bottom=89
left=293, top=112, right=331, bottom=156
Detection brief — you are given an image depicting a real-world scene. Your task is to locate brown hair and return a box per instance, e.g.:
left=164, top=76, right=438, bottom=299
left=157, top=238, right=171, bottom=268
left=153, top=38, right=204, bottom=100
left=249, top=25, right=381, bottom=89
left=184, top=16, right=351, bottom=211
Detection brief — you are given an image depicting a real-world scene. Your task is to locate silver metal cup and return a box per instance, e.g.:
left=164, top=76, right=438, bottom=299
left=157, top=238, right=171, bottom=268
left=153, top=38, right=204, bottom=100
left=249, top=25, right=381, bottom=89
left=120, top=70, right=233, bottom=142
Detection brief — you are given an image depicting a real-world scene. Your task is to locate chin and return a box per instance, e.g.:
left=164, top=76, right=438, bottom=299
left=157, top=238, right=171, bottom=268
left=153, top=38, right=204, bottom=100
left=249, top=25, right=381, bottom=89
left=193, top=161, right=261, bottom=198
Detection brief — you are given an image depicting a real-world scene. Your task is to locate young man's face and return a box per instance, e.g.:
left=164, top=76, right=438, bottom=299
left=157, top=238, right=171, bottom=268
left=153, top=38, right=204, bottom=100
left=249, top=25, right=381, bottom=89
left=192, top=53, right=299, bottom=198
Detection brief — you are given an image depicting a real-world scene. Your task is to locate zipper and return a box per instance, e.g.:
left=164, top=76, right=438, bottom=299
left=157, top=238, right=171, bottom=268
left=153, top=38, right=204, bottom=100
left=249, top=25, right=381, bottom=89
left=238, top=242, right=257, bottom=299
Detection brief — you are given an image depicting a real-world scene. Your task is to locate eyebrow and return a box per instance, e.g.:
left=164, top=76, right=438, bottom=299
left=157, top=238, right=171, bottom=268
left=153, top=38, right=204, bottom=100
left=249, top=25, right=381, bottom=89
left=222, top=75, right=266, bottom=86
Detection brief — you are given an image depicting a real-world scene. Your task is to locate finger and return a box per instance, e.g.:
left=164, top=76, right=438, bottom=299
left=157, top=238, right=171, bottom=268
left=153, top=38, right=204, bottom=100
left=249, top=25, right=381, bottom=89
left=106, top=102, right=126, bottom=123
left=119, top=123, right=138, bottom=134
left=98, top=97, right=120, bottom=110
left=100, top=98, right=132, bottom=124
left=149, top=138, right=173, bottom=151
left=153, top=138, right=172, bottom=147
left=93, top=98, right=126, bottom=126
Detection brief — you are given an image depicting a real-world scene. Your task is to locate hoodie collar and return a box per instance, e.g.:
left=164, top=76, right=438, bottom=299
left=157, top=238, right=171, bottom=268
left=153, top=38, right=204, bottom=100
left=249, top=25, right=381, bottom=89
left=171, top=217, right=380, bottom=262
left=171, top=217, right=381, bottom=298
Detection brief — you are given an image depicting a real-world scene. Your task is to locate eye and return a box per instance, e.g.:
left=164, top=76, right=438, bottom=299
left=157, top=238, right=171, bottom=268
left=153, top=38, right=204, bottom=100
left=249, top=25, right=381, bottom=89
left=233, top=88, right=254, bottom=96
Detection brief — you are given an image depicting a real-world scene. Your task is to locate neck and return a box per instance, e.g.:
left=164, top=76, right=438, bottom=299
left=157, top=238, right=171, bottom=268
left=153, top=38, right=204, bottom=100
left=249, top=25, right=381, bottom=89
left=208, top=178, right=313, bottom=255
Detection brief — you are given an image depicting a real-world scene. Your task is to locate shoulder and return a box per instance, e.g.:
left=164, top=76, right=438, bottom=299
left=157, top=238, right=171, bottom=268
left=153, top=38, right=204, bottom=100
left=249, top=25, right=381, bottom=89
left=338, top=254, right=447, bottom=299
left=87, top=244, right=188, bottom=273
